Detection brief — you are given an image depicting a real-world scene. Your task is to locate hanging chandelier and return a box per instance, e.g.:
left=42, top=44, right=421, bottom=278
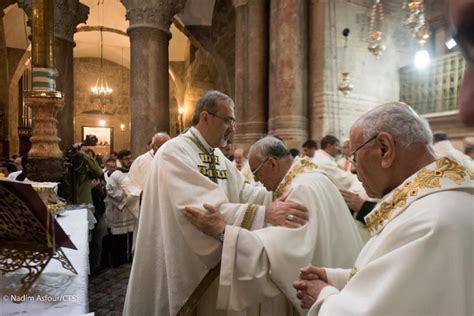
left=90, top=27, right=113, bottom=114
left=403, top=0, right=430, bottom=45
left=368, top=0, right=385, bottom=57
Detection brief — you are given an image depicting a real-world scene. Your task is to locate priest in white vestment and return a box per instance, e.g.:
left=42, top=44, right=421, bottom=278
left=294, top=102, right=474, bottom=316
left=121, top=132, right=170, bottom=250
left=124, top=91, right=308, bottom=316
left=312, top=135, right=365, bottom=195
left=184, top=136, right=364, bottom=314
left=105, top=150, right=135, bottom=267
left=232, top=148, right=254, bottom=182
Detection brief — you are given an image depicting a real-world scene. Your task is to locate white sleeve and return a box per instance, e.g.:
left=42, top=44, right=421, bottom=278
left=217, top=225, right=280, bottom=311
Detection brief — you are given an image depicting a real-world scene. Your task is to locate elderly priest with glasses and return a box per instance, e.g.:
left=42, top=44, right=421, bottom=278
left=184, top=135, right=364, bottom=314
left=293, top=102, right=474, bottom=316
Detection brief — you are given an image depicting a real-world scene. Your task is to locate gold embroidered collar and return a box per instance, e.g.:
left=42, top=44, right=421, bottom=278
left=273, top=158, right=319, bottom=200
left=365, top=157, right=471, bottom=235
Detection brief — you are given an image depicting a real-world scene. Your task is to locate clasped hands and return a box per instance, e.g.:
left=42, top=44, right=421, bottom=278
left=183, top=194, right=309, bottom=239
left=293, top=265, right=331, bottom=309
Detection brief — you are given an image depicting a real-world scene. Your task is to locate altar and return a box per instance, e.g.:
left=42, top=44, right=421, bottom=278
left=0, top=209, right=90, bottom=315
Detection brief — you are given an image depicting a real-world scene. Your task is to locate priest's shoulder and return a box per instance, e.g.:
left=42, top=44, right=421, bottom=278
left=405, top=189, right=473, bottom=227
left=156, top=136, right=198, bottom=158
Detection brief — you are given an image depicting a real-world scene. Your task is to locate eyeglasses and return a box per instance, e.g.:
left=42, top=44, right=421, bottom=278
left=346, top=134, right=378, bottom=165
left=251, top=157, right=270, bottom=179
left=208, top=112, right=236, bottom=126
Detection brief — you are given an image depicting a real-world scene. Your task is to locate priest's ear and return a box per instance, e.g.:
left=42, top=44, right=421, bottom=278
left=200, top=111, right=210, bottom=124
left=377, top=132, right=395, bottom=169
left=268, top=156, right=279, bottom=170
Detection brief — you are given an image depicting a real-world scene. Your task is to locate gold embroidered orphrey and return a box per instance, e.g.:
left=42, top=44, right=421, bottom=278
left=366, top=157, right=469, bottom=234
left=178, top=203, right=259, bottom=315
left=349, top=265, right=358, bottom=280
left=185, top=131, right=229, bottom=183
left=273, top=158, right=319, bottom=200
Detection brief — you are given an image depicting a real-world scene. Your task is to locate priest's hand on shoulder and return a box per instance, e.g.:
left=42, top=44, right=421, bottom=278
left=264, top=193, right=309, bottom=228
left=340, top=190, right=364, bottom=212
left=183, top=204, right=225, bottom=239
left=293, top=265, right=329, bottom=309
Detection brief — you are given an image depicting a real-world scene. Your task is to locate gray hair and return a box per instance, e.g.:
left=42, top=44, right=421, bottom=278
left=249, top=136, right=291, bottom=161
left=152, top=132, right=170, bottom=143
left=355, top=102, right=432, bottom=148
left=191, top=90, right=234, bottom=126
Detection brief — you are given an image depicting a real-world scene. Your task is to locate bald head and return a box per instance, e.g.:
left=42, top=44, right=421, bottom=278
left=151, top=132, right=170, bottom=153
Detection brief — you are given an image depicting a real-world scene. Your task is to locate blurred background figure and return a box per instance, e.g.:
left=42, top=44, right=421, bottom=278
left=432, top=131, right=473, bottom=169
left=289, top=148, right=300, bottom=158
left=302, top=139, right=318, bottom=158
left=232, top=147, right=253, bottom=182
left=338, top=140, right=352, bottom=172
left=465, top=144, right=474, bottom=160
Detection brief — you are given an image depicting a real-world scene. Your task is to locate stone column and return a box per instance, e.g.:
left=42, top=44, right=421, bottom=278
left=121, top=0, right=185, bottom=156
left=308, top=0, right=326, bottom=140
left=0, top=11, right=10, bottom=157
left=233, top=0, right=268, bottom=150
left=233, top=0, right=248, bottom=147
left=54, top=1, right=89, bottom=150
left=268, top=0, right=308, bottom=149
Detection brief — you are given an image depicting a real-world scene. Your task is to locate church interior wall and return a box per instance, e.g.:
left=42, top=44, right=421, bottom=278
left=0, top=0, right=473, bottom=159
left=73, top=57, right=130, bottom=153
left=313, top=0, right=417, bottom=141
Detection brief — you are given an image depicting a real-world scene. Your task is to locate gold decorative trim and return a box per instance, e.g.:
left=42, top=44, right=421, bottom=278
left=241, top=204, right=258, bottom=229
left=366, top=157, right=468, bottom=234
left=185, top=132, right=221, bottom=183
left=177, top=263, right=221, bottom=315
left=24, top=90, right=63, bottom=99
left=273, top=158, right=319, bottom=200
left=349, top=266, right=358, bottom=280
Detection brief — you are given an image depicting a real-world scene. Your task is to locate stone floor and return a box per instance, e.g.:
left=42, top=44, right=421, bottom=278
left=88, top=264, right=131, bottom=316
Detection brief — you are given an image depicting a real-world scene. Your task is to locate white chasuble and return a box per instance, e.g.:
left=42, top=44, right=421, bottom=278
left=312, top=150, right=369, bottom=199
left=123, top=127, right=272, bottom=316
left=218, top=158, right=364, bottom=315
left=310, top=157, right=474, bottom=316
left=121, top=149, right=155, bottom=250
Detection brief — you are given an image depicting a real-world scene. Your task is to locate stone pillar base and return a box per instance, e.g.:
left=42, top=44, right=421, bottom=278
left=25, top=90, right=64, bottom=182
left=26, top=157, right=64, bottom=182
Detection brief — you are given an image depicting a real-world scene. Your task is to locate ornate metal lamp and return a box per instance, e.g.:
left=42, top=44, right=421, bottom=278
left=338, top=28, right=354, bottom=95
left=368, top=0, right=385, bottom=57
left=404, top=0, right=431, bottom=45
left=90, top=27, right=113, bottom=114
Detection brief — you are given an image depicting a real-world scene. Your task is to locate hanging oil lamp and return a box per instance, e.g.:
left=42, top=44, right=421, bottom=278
left=368, top=0, right=385, bottom=57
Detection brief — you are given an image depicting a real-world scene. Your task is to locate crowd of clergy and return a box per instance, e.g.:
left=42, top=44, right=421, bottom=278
left=116, top=90, right=473, bottom=316
left=2, top=87, right=472, bottom=315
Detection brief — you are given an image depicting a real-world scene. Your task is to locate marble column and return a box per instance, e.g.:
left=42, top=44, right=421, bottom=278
left=268, top=0, right=308, bottom=149
left=233, top=0, right=248, bottom=147
left=54, top=1, right=89, bottom=150
left=233, top=0, right=268, bottom=150
left=19, top=0, right=89, bottom=151
left=308, top=0, right=326, bottom=140
left=0, top=11, right=9, bottom=157
left=121, top=0, right=185, bottom=156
